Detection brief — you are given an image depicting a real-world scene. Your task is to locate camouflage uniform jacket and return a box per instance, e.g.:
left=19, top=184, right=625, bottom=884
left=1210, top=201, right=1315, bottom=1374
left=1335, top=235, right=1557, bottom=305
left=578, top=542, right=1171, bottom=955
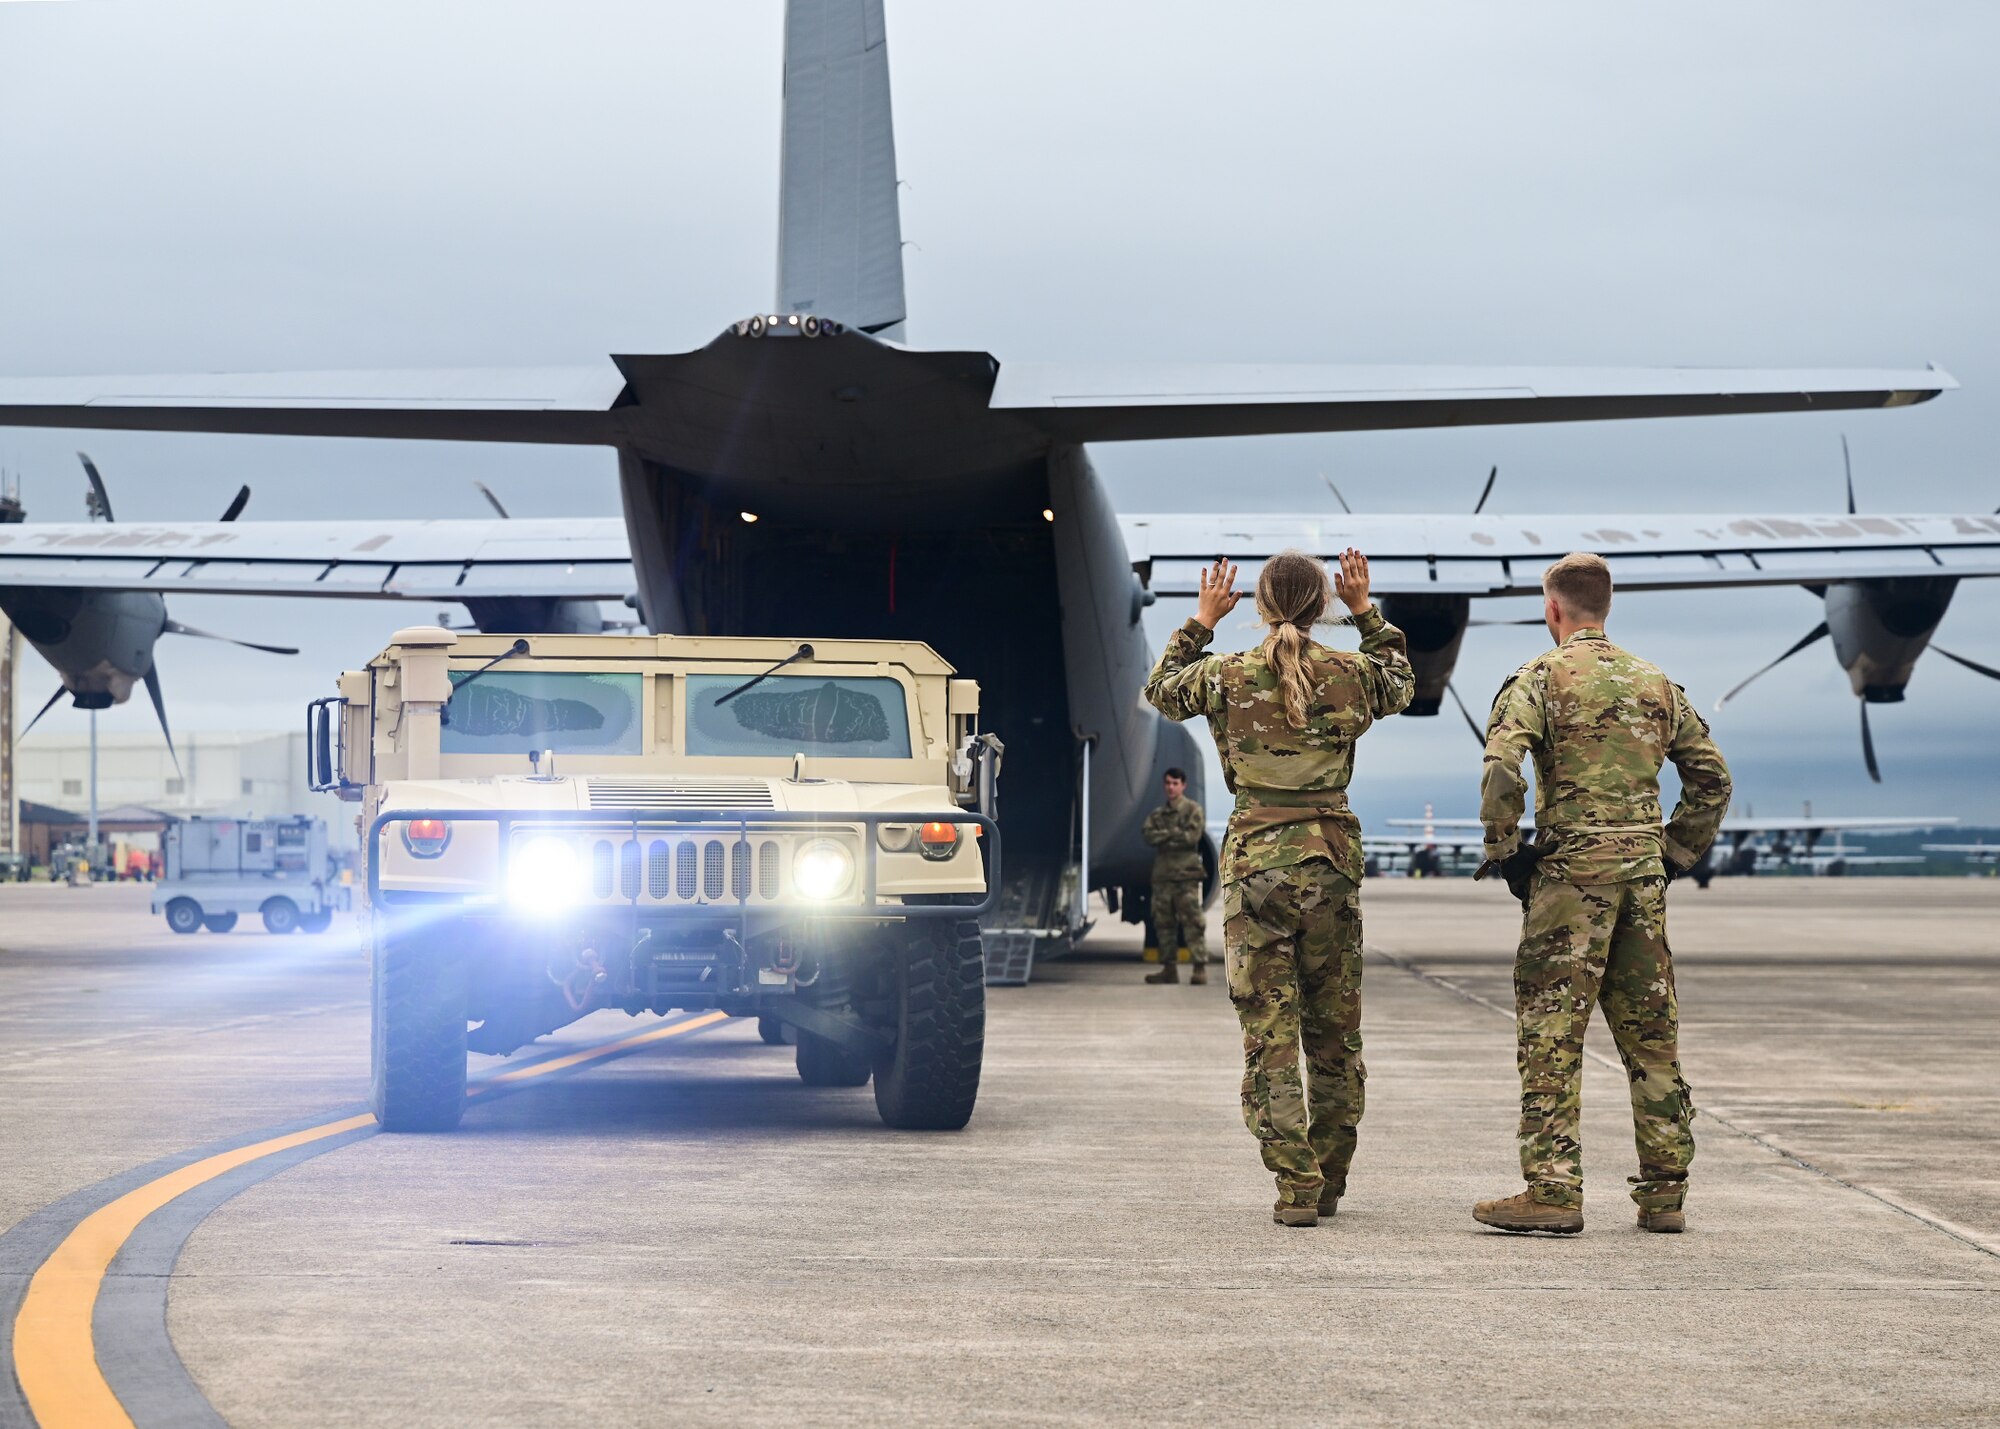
left=1142, top=796, right=1207, bottom=883
left=1481, top=627, right=1732, bottom=884
left=1145, top=606, right=1415, bottom=885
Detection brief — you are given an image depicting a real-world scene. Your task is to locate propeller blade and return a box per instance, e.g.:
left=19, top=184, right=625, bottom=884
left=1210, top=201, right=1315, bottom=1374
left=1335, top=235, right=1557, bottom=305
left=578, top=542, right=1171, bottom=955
left=1472, top=464, right=1498, bottom=515
left=1860, top=700, right=1881, bottom=784
left=1318, top=473, right=1352, bottom=515
left=22, top=683, right=68, bottom=738
left=1468, top=617, right=1546, bottom=627
left=218, top=485, right=251, bottom=522
left=143, top=665, right=184, bottom=779
left=474, top=481, right=511, bottom=519
left=1842, top=434, right=1856, bottom=515
left=1445, top=682, right=1485, bottom=745
left=77, top=451, right=113, bottom=522
left=162, top=618, right=299, bottom=656
left=1933, top=645, right=2000, bottom=681
left=1714, top=622, right=1831, bottom=711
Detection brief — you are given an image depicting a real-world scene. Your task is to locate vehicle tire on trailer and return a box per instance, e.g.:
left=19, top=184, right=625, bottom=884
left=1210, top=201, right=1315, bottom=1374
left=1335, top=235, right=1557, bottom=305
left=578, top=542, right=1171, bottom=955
left=758, top=1014, right=788, bottom=1046
left=298, top=910, right=333, bottom=934
left=370, top=916, right=467, bottom=1132
left=795, top=1028, right=872, bottom=1086
left=872, top=917, right=984, bottom=1131
left=165, top=898, right=204, bottom=935
left=202, top=912, right=238, bottom=933
left=260, top=897, right=300, bottom=935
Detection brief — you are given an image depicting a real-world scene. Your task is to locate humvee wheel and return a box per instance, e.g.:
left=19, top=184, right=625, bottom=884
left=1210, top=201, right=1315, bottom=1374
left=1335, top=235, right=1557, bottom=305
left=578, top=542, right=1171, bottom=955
left=165, top=898, right=203, bottom=935
left=261, top=897, right=300, bottom=935
left=757, top=1014, right=787, bottom=1046
left=370, top=919, right=467, bottom=1132
left=298, top=910, right=333, bottom=934
left=796, top=1029, right=872, bottom=1087
left=872, top=918, right=985, bottom=1130
left=202, top=912, right=239, bottom=934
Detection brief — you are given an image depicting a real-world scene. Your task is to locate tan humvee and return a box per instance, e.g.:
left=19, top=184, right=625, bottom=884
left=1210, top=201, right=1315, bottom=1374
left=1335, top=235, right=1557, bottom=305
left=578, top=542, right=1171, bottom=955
left=309, top=627, right=1000, bottom=1133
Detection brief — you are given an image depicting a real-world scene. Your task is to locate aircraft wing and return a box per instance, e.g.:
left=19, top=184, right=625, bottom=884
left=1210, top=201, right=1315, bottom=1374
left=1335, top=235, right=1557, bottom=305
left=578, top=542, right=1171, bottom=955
left=994, top=363, right=1954, bottom=442
left=0, top=518, right=634, bottom=600
left=1123, top=512, right=2000, bottom=597
left=0, top=366, right=626, bottom=443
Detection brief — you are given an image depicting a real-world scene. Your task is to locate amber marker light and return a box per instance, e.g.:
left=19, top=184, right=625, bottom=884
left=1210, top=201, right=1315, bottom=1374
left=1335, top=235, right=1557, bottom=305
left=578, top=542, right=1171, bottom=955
left=1042, top=508, right=1055, bottom=522
left=401, top=818, right=451, bottom=858
left=919, top=821, right=959, bottom=861
left=741, top=511, right=760, bottom=523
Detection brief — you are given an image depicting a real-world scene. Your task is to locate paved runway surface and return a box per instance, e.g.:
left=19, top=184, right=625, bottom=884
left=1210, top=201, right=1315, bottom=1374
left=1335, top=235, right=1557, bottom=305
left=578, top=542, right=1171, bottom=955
left=3, top=878, right=1997, bottom=1425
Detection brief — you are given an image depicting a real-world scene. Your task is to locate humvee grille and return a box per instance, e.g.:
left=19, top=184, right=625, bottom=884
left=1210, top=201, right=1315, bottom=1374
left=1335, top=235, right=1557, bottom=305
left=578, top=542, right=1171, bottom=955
left=703, top=840, right=726, bottom=899
left=587, top=780, right=775, bottom=810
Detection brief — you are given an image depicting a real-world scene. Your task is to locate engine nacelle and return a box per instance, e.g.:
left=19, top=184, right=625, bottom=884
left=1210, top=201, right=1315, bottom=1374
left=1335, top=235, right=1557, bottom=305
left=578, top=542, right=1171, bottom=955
left=1825, top=576, right=1958, bottom=702
left=1379, top=593, right=1470, bottom=717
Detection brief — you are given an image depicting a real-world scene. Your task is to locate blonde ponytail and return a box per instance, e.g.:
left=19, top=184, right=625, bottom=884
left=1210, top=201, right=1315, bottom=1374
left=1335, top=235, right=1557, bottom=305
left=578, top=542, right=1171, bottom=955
left=1256, top=550, right=1332, bottom=730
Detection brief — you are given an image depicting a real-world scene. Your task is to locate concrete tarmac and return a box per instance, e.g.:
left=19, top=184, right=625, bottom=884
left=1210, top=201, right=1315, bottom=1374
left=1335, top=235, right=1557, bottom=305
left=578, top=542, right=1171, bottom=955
left=3, top=878, right=1998, bottom=1425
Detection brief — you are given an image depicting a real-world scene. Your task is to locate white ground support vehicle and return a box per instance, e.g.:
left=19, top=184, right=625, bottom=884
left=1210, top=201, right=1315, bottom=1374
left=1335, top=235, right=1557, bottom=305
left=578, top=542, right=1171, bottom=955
left=152, top=816, right=350, bottom=935
left=308, top=626, right=1000, bottom=1134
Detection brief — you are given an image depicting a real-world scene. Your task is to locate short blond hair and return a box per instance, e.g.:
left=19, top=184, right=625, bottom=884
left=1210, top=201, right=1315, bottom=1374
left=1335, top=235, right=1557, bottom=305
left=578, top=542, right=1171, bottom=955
left=1543, top=551, right=1612, bottom=621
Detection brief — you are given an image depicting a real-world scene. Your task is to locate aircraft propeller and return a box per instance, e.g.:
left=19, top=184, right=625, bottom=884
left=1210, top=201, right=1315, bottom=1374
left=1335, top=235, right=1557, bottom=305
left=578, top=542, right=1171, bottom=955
left=25, top=455, right=298, bottom=769
left=1712, top=437, right=1999, bottom=783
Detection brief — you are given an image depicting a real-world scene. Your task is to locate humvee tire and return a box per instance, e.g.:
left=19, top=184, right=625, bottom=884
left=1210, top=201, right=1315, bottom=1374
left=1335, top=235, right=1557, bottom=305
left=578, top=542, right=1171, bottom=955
left=202, top=912, right=239, bottom=933
left=370, top=918, right=467, bottom=1132
left=796, top=1029, right=871, bottom=1086
left=165, top=898, right=203, bottom=935
left=757, top=1015, right=787, bottom=1046
left=872, top=918, right=984, bottom=1131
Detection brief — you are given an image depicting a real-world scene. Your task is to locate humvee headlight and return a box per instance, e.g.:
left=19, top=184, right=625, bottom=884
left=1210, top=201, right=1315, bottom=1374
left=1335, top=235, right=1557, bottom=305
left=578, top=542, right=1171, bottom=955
left=509, top=835, right=584, bottom=913
left=401, top=818, right=451, bottom=859
left=793, top=839, right=854, bottom=900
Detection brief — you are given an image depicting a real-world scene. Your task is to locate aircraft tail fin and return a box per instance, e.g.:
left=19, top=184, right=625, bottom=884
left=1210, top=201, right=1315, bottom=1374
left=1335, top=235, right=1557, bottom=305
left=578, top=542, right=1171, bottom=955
left=776, top=0, right=907, bottom=339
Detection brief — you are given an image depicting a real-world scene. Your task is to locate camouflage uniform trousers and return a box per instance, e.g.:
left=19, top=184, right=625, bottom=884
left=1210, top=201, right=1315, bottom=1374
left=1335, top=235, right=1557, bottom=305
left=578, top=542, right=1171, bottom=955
left=1222, top=858, right=1366, bottom=1207
left=1515, top=873, right=1695, bottom=1213
left=1151, top=877, right=1208, bottom=963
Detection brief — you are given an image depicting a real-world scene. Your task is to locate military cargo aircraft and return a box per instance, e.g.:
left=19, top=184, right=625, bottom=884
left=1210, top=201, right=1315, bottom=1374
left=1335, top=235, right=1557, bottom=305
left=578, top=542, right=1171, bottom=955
left=2, top=0, right=1997, bottom=966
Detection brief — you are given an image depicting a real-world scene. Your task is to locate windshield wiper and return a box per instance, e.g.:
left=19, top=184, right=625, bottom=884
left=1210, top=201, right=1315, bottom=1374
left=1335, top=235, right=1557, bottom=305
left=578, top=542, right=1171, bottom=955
left=714, top=643, right=813, bottom=706
left=441, top=638, right=530, bottom=727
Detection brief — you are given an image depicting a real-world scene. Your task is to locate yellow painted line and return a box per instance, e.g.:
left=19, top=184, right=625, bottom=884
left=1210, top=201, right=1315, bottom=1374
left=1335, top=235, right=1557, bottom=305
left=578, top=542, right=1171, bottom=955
left=13, top=1113, right=377, bottom=1429
left=468, top=1010, right=728, bottom=1093
left=12, top=1011, right=729, bottom=1428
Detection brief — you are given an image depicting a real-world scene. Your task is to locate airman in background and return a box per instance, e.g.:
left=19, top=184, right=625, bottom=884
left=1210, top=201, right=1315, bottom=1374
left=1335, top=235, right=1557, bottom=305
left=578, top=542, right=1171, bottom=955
left=1142, top=767, right=1209, bottom=985
left=1147, top=548, right=1414, bottom=1227
left=1474, top=552, right=1731, bottom=1236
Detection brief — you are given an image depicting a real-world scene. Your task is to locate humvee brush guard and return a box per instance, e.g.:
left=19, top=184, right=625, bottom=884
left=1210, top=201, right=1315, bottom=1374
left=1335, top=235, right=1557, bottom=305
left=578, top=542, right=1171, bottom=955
left=310, top=627, right=1001, bottom=1133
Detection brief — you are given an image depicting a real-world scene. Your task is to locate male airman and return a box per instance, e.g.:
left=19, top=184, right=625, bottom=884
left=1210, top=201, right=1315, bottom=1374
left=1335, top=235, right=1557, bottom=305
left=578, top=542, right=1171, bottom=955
left=1474, top=552, right=1730, bottom=1235
left=1141, top=767, right=1208, bottom=985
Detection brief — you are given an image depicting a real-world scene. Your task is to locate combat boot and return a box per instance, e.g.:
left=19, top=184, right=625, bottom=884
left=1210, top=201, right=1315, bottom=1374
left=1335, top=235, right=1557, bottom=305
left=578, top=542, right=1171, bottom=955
left=1472, top=1191, right=1583, bottom=1235
left=1144, top=962, right=1179, bottom=984
left=1317, top=1184, right=1343, bottom=1218
left=1637, top=1208, right=1685, bottom=1233
left=1272, top=1201, right=1318, bottom=1228
left=1189, top=959, right=1207, bottom=986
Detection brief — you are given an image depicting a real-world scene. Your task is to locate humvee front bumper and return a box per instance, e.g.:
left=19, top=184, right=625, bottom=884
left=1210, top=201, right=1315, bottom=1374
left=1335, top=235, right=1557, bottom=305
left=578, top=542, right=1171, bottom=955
left=367, top=807, right=999, bottom=924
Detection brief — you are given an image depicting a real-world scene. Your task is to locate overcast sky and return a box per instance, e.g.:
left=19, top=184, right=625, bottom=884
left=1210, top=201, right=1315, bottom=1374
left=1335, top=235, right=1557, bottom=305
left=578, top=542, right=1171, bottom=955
left=2, top=1, right=1997, bottom=826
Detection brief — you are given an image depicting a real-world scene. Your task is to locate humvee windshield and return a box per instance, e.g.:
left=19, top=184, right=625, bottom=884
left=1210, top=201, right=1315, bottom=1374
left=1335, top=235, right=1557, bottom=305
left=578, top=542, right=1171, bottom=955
left=442, top=671, right=643, bottom=754
left=684, top=674, right=912, bottom=758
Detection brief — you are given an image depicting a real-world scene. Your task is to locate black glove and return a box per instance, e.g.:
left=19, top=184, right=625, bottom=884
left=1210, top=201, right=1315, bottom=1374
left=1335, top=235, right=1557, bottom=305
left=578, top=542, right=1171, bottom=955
left=1474, top=843, right=1543, bottom=903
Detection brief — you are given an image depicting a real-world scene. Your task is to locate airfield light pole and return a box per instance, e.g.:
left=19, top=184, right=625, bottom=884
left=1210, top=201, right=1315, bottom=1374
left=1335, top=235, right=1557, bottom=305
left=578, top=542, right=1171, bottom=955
left=88, top=710, right=98, bottom=850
